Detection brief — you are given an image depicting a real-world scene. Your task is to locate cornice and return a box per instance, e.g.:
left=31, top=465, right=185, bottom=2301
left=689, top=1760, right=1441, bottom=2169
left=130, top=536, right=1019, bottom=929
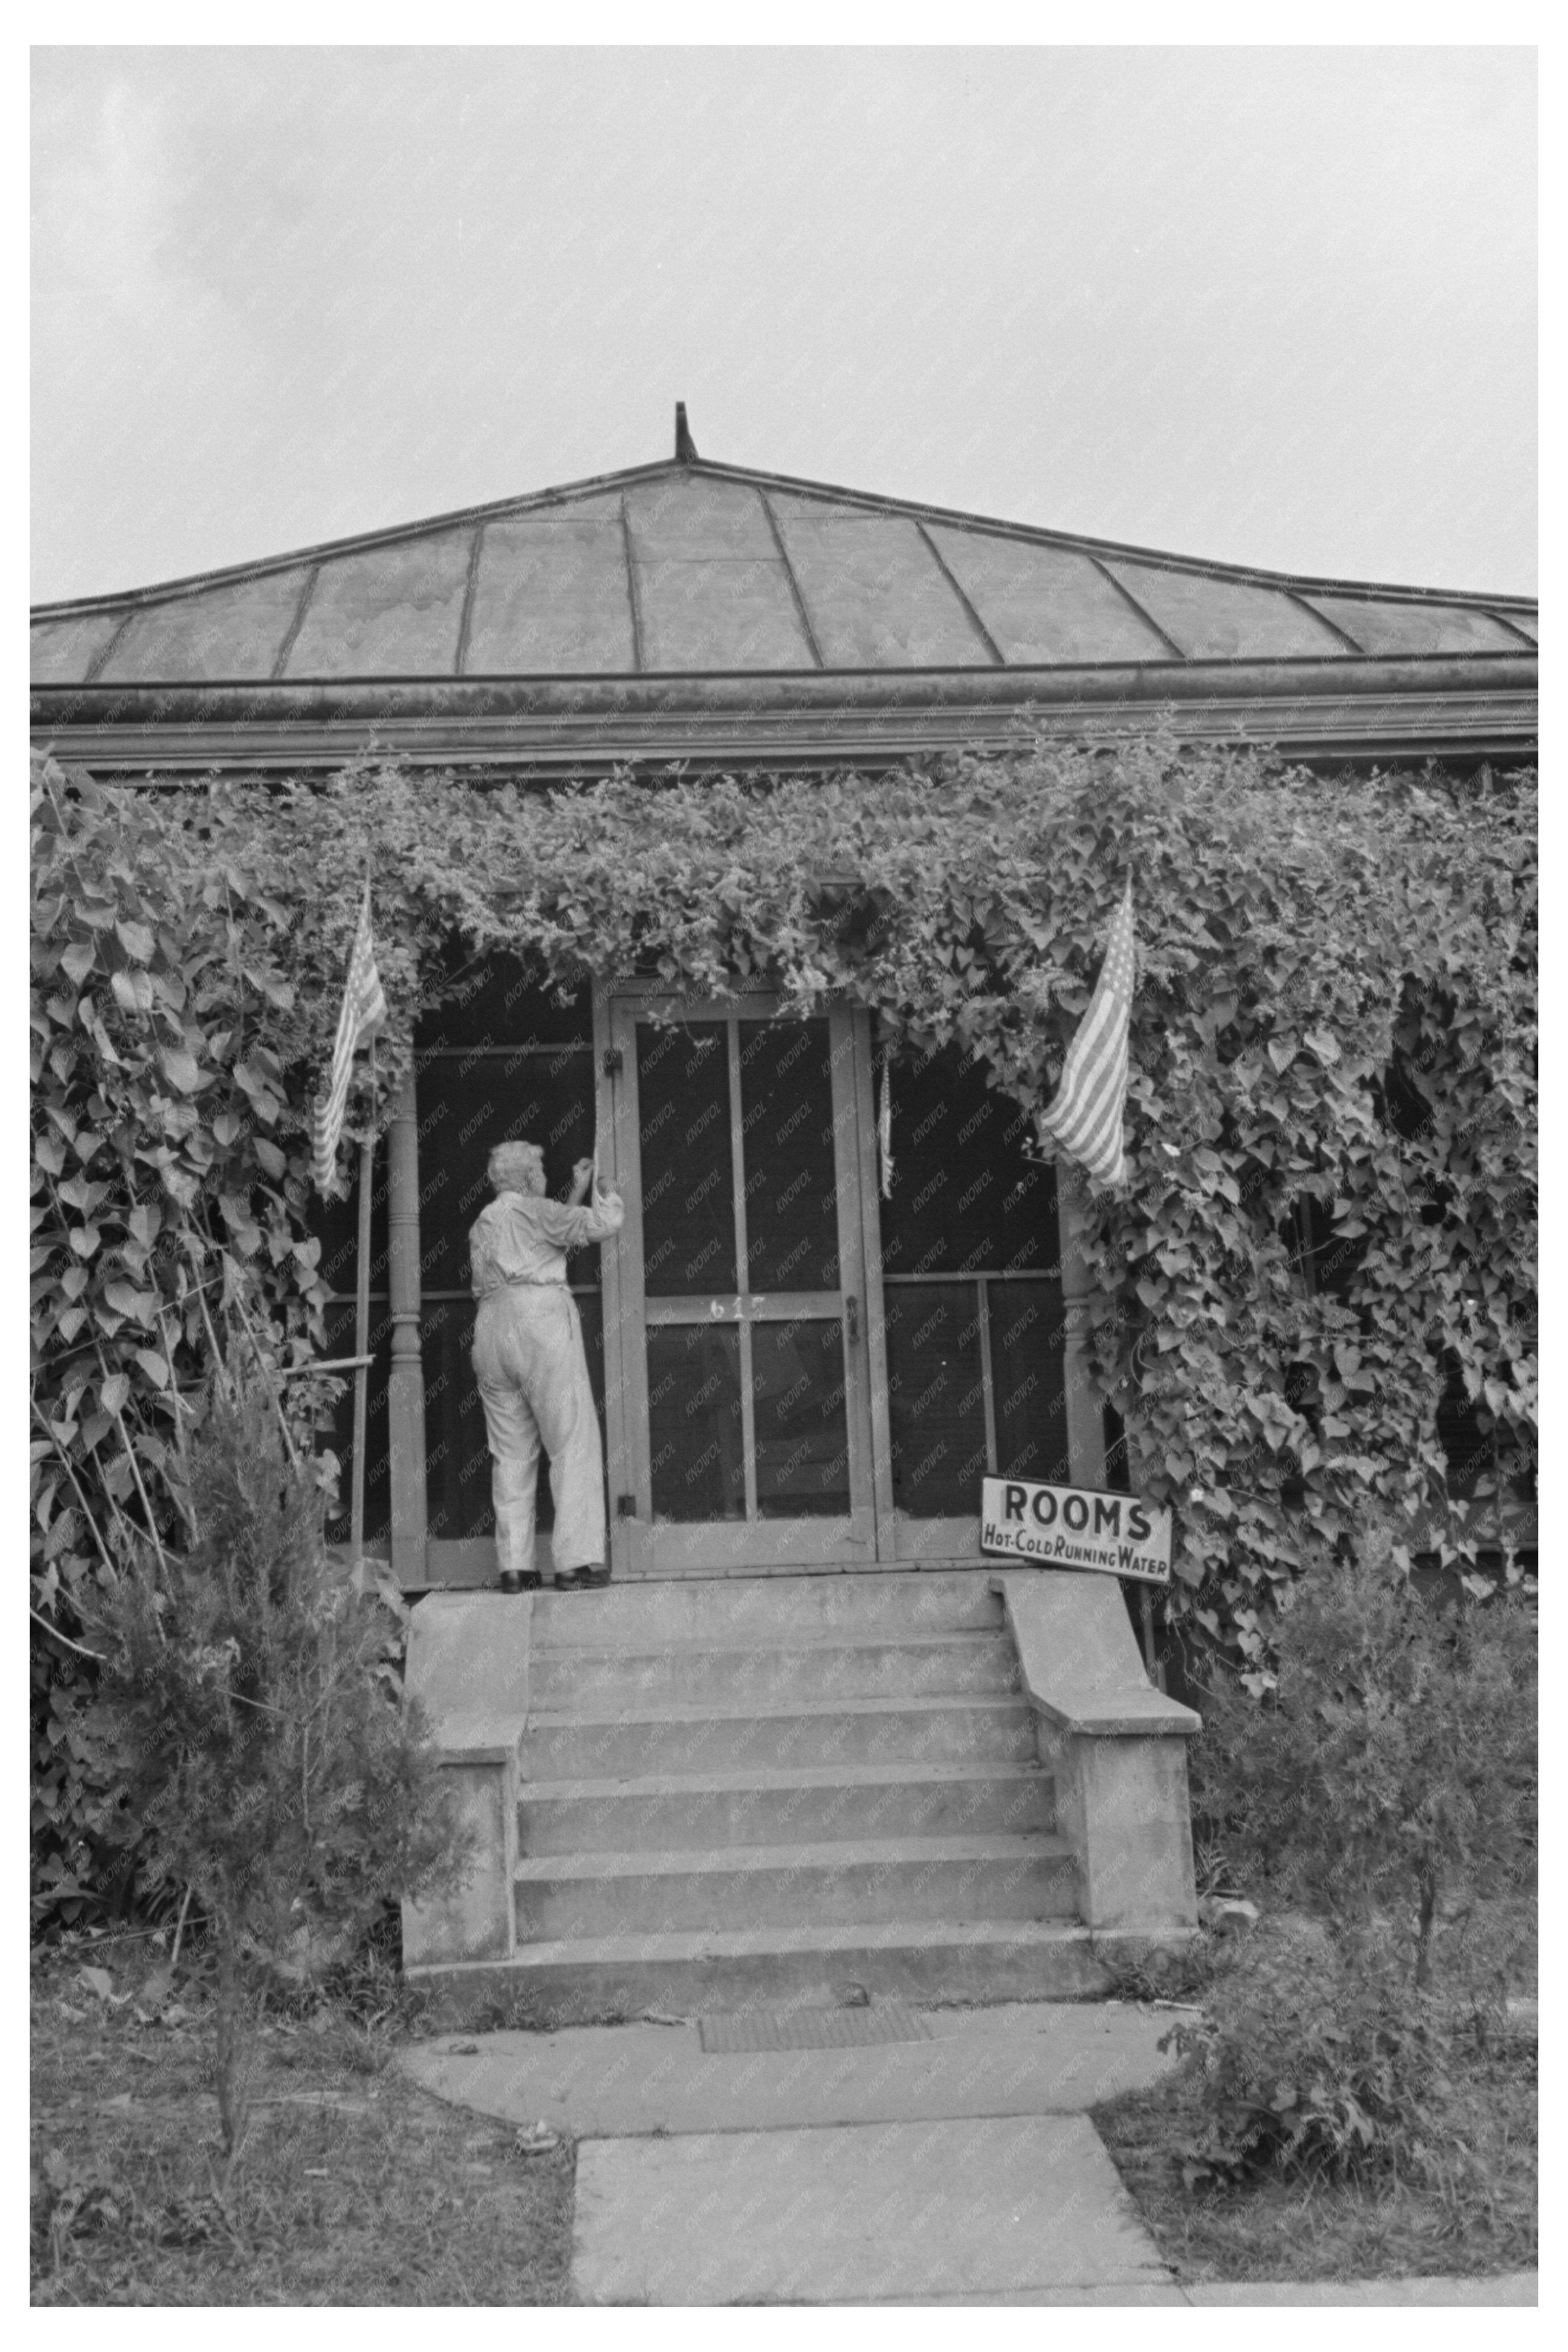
left=32, top=655, right=1536, bottom=778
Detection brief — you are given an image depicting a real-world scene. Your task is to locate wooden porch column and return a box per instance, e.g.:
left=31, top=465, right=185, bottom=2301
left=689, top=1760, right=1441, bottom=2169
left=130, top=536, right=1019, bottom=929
left=386, top=1067, right=428, bottom=1583
left=1056, top=1159, right=1108, bottom=1488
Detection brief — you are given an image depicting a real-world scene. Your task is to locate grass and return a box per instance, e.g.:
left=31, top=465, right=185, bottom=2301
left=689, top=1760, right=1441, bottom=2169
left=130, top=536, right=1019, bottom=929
left=30, top=1945, right=577, bottom=2306
left=1092, top=1906, right=1538, bottom=2287
left=34, top=1906, right=1536, bottom=2300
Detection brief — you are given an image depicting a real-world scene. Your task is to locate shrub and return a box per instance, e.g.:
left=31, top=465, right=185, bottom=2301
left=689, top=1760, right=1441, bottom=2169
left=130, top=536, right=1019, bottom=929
left=1164, top=1924, right=1477, bottom=2188
left=77, top=1371, right=472, bottom=2159
left=1192, top=1558, right=1536, bottom=1989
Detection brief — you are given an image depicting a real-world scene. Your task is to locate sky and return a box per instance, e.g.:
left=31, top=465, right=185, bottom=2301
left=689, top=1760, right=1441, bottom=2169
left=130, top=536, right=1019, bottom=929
left=30, top=44, right=1537, bottom=606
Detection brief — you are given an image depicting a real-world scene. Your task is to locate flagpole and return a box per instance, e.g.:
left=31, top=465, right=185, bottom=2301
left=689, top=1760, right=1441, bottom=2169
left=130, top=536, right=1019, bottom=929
left=349, top=1042, right=376, bottom=1564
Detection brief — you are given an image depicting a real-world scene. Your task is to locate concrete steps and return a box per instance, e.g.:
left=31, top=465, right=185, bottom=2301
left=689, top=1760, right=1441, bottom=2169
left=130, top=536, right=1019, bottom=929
left=407, top=1573, right=1125, bottom=2020
left=404, top=1567, right=1202, bottom=2019
left=529, top=1628, right=1020, bottom=1709
left=518, top=1760, right=1056, bottom=1853
left=514, top=1831, right=1080, bottom=1938
left=420, top=1918, right=1109, bottom=2021
left=523, top=1691, right=1041, bottom=1778
left=527, top=1575, right=1004, bottom=1646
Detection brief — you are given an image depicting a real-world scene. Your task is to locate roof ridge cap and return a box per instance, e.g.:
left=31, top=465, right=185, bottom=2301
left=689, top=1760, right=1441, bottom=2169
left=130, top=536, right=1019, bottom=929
left=31, top=448, right=1540, bottom=621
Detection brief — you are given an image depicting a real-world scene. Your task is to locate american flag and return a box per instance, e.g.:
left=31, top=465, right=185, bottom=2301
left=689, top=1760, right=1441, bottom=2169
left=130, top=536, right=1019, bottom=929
left=311, top=881, right=387, bottom=1197
left=1036, top=875, right=1136, bottom=1189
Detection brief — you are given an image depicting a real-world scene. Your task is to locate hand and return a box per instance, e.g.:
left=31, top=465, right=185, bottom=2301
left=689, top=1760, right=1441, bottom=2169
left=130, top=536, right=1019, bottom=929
left=569, top=1157, right=595, bottom=1204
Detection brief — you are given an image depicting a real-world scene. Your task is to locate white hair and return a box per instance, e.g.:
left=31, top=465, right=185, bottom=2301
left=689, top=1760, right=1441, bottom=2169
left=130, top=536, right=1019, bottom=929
left=488, top=1139, right=546, bottom=1195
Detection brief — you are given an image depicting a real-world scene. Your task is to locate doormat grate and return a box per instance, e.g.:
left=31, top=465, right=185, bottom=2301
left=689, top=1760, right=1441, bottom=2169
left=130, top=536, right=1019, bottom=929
left=699, top=2002, right=932, bottom=2053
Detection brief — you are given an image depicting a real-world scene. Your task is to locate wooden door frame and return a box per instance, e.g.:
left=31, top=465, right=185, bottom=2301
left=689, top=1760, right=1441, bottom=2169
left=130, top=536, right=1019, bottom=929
left=602, top=984, right=879, bottom=1577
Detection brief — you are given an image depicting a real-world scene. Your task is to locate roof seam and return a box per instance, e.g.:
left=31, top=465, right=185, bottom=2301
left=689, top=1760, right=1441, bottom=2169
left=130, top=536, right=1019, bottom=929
left=757, top=489, right=825, bottom=668
left=454, top=524, right=485, bottom=679
left=1483, top=609, right=1538, bottom=648
left=1289, top=591, right=1366, bottom=656
left=1088, top=557, right=1187, bottom=661
left=619, top=497, right=645, bottom=674
left=915, top=523, right=1005, bottom=666
left=271, top=566, right=321, bottom=681
left=83, top=611, right=137, bottom=685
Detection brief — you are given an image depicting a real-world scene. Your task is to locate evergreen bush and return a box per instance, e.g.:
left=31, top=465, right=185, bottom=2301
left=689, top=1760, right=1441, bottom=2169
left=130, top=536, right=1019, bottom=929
left=77, top=1371, right=472, bottom=2158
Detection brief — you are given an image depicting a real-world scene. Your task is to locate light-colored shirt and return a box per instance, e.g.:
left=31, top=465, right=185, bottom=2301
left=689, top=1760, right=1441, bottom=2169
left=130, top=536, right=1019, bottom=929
left=469, top=1185, right=625, bottom=1299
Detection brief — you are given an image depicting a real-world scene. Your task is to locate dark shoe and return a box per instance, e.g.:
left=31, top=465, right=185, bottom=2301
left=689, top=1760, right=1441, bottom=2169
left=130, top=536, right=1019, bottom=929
left=579, top=1566, right=611, bottom=1589
left=557, top=1566, right=610, bottom=1591
left=498, top=1569, right=540, bottom=1594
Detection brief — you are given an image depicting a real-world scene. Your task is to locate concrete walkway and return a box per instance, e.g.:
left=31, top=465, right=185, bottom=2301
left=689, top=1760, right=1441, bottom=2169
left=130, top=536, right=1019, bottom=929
left=400, top=1997, right=1176, bottom=2138
left=574, top=2114, right=1166, bottom=2303
left=397, top=2002, right=1537, bottom=2308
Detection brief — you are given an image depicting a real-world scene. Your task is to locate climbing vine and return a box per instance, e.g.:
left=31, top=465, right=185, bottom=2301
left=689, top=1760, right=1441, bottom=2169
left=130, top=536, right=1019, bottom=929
left=31, top=736, right=1535, bottom=1909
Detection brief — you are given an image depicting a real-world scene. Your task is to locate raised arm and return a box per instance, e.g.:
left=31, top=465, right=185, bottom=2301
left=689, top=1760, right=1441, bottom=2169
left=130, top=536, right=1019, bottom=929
left=534, top=1186, right=625, bottom=1249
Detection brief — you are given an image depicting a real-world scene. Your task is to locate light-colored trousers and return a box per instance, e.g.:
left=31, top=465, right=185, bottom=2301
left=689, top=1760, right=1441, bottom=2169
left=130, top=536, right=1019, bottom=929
left=471, top=1284, right=606, bottom=1579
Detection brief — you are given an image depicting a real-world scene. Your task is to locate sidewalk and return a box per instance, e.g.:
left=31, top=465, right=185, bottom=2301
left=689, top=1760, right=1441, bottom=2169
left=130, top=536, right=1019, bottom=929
left=397, top=2001, right=1536, bottom=2308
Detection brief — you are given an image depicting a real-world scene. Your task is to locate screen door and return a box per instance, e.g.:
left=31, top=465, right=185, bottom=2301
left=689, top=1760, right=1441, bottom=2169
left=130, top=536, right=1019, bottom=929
left=606, top=996, right=878, bottom=1573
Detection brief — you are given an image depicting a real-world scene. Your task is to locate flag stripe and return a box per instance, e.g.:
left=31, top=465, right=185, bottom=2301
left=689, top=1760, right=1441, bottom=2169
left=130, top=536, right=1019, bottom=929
left=1038, top=876, right=1135, bottom=1189
left=1052, top=1025, right=1125, bottom=1148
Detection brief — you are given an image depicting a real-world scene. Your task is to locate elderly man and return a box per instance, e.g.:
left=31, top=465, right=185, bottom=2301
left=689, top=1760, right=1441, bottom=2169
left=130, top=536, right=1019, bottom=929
left=469, top=1140, right=625, bottom=1593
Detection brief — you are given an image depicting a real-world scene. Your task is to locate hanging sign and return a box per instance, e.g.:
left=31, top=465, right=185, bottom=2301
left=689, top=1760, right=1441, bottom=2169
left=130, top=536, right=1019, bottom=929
left=980, top=1476, right=1173, bottom=1586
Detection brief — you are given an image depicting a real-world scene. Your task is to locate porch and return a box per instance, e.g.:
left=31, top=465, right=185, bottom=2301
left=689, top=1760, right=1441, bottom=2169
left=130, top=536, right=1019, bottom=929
left=320, top=958, right=1119, bottom=1593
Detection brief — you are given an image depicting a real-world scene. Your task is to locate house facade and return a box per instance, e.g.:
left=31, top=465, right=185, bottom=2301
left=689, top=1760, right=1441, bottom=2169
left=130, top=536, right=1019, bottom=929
left=31, top=418, right=1537, bottom=2007
left=30, top=415, right=1538, bottom=1597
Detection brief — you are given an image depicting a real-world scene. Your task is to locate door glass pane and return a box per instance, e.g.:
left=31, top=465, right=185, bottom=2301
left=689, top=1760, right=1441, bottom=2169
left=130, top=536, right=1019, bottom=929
left=752, top=1319, right=852, bottom=1518
left=879, top=1042, right=1056, bottom=1274
left=988, top=1281, right=1070, bottom=1486
left=637, top=1021, right=737, bottom=1296
left=738, top=1018, right=841, bottom=1291
left=647, top=1324, right=745, bottom=1521
left=884, top=1282, right=988, bottom=1515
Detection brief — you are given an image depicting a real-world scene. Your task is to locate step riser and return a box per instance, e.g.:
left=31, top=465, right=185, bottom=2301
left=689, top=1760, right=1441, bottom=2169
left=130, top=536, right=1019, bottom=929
left=530, top=1640, right=1019, bottom=1710
left=522, top=1703, right=1039, bottom=1779
left=529, top=1573, right=1004, bottom=1650
left=407, top=1935, right=1115, bottom=2026
left=519, top=1774, right=1056, bottom=1854
left=515, top=1850, right=1080, bottom=1939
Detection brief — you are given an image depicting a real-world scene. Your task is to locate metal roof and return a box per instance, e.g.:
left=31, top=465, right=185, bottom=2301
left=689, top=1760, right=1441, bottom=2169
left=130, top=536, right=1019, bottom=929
left=30, top=447, right=1537, bottom=688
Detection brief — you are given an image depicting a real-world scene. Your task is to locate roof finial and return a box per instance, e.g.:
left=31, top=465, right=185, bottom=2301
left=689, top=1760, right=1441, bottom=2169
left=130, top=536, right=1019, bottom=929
left=675, top=402, right=698, bottom=463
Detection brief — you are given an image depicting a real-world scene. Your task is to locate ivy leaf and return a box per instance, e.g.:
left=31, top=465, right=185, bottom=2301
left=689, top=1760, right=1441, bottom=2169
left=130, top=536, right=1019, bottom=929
left=1266, top=1039, right=1295, bottom=1073
left=111, top=968, right=155, bottom=1018
left=33, top=1132, right=65, bottom=1177
left=116, top=918, right=156, bottom=963
left=127, top=1203, right=162, bottom=1248
left=60, top=941, right=95, bottom=986
left=103, top=1281, right=156, bottom=1325
left=161, top=1047, right=204, bottom=1095
left=253, top=1137, right=288, bottom=1180
left=99, top=1372, right=131, bottom=1417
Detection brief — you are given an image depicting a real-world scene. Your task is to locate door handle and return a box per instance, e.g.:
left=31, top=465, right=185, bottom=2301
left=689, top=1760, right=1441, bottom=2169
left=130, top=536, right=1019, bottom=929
left=845, top=1295, right=860, bottom=1344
